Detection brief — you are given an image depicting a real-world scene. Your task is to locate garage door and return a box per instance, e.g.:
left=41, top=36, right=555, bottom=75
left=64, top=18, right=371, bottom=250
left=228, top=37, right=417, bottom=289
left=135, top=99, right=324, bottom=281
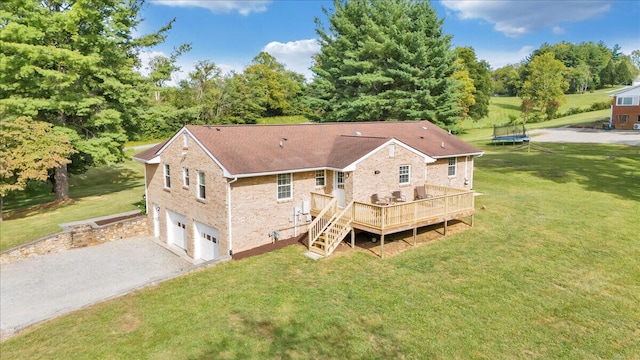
left=194, top=222, right=219, bottom=261
left=167, top=210, right=187, bottom=250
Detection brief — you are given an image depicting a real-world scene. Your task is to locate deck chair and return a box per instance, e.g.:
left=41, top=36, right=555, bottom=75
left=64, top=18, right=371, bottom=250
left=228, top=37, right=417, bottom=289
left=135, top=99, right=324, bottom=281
left=371, top=193, right=389, bottom=205
left=391, top=190, right=406, bottom=203
left=414, top=186, right=427, bottom=200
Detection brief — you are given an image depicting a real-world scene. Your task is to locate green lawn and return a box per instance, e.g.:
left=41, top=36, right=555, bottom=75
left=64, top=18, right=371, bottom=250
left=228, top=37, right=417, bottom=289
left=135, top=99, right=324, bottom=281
left=2, top=142, right=638, bottom=358
left=460, top=86, right=621, bottom=130
left=0, top=158, right=145, bottom=251
left=257, top=115, right=310, bottom=124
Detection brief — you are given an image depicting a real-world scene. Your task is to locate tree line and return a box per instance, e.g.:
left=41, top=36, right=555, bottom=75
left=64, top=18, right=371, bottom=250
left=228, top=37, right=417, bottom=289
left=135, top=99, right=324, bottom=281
left=1, top=0, right=639, bottom=206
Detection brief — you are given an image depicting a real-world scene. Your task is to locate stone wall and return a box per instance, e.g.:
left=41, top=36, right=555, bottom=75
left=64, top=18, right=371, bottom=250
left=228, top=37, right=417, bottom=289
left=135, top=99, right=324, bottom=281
left=0, top=214, right=149, bottom=264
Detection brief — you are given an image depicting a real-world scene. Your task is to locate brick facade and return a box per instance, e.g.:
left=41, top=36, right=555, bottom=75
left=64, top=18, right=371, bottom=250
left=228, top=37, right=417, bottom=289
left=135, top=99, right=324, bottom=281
left=144, top=137, right=476, bottom=261
left=611, top=96, right=640, bottom=130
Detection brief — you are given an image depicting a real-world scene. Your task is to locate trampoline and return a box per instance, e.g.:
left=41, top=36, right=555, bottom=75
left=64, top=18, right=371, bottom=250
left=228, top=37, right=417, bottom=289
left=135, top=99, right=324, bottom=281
left=492, top=123, right=530, bottom=144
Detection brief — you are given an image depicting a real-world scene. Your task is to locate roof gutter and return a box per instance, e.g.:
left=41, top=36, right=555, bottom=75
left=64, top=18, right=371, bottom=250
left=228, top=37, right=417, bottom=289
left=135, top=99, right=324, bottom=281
left=432, top=151, right=484, bottom=159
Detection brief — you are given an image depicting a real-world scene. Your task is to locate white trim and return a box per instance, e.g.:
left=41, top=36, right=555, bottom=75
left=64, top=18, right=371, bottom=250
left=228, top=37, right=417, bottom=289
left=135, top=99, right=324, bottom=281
left=399, top=164, right=411, bottom=185
left=197, top=170, right=206, bottom=200
left=432, top=152, right=483, bottom=159
left=343, top=138, right=436, bottom=172
left=276, top=173, right=293, bottom=200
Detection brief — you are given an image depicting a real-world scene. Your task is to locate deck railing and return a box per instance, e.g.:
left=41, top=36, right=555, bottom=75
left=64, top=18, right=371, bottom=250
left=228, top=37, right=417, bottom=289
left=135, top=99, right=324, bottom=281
left=352, top=190, right=474, bottom=231
left=310, top=192, right=334, bottom=215
left=308, top=197, right=338, bottom=250
left=322, top=202, right=353, bottom=256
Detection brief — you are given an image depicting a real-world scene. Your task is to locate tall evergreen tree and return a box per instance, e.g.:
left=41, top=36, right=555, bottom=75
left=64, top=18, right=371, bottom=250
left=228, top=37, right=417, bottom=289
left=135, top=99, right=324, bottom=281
left=0, top=0, right=173, bottom=200
left=310, top=0, right=462, bottom=128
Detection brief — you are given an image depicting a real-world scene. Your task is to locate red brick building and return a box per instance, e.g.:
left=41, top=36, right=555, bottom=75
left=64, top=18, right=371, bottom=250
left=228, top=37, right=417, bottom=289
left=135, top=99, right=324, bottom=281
left=610, top=84, right=640, bottom=130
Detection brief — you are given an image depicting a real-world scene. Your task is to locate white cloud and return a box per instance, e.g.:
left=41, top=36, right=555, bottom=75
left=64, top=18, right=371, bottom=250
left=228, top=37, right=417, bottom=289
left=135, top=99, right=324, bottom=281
left=441, top=0, right=612, bottom=37
left=262, top=39, right=320, bottom=80
left=151, top=0, right=270, bottom=16
left=552, top=26, right=565, bottom=35
left=476, top=45, right=534, bottom=69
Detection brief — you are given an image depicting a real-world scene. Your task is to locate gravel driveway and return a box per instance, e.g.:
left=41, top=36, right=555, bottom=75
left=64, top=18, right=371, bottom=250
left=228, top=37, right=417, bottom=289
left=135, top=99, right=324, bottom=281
left=0, top=236, right=193, bottom=341
left=529, top=128, right=640, bottom=146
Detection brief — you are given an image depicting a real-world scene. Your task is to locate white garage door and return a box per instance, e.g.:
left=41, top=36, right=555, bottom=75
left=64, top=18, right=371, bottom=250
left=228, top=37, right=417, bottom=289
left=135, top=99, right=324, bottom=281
left=167, top=210, right=187, bottom=250
left=194, top=222, right=219, bottom=261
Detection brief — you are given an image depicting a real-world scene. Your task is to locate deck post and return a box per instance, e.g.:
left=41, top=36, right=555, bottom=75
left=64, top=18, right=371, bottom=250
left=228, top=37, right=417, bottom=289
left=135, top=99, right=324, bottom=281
left=350, top=228, right=355, bottom=248
left=413, top=227, right=417, bottom=246
left=444, top=220, right=447, bottom=236
left=380, top=234, right=385, bottom=259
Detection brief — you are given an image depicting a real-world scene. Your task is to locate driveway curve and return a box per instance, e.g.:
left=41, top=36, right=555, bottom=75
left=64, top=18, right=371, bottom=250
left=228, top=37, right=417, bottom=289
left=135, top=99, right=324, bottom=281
left=0, top=236, right=193, bottom=341
left=529, top=128, right=640, bottom=146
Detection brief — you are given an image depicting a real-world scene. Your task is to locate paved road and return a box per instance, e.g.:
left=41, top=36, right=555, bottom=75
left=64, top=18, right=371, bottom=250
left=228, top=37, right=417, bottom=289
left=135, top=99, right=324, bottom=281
left=530, top=128, right=640, bottom=146
left=0, top=236, right=192, bottom=341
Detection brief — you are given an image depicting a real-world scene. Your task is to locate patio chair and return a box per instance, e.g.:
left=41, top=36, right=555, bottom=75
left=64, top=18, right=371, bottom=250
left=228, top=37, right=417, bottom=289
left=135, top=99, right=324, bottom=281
left=371, top=193, right=389, bottom=205
left=414, top=186, right=427, bottom=200
left=391, top=190, right=406, bottom=203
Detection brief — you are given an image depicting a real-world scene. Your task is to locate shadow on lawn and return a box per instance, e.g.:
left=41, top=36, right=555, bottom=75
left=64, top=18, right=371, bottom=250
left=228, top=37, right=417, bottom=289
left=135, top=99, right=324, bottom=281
left=189, top=314, right=402, bottom=359
left=3, top=165, right=142, bottom=219
left=479, top=144, right=640, bottom=201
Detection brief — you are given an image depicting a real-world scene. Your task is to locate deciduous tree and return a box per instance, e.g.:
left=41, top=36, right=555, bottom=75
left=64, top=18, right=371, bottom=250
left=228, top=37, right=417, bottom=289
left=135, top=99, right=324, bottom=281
left=0, top=0, right=172, bottom=200
left=0, top=117, right=74, bottom=219
left=519, top=53, right=568, bottom=120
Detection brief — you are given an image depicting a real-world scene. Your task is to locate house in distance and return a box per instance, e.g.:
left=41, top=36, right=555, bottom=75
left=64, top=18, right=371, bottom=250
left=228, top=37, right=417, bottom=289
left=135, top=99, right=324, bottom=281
left=133, top=120, right=483, bottom=262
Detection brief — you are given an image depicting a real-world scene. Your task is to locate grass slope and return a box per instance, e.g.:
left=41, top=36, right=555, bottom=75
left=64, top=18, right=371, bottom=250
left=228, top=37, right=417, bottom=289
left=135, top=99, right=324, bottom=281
left=2, top=142, right=638, bottom=359
left=0, top=158, right=145, bottom=251
left=460, top=87, right=620, bottom=130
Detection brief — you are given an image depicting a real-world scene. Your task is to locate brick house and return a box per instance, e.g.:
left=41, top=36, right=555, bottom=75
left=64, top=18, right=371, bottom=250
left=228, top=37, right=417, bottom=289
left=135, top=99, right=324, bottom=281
left=133, top=121, right=483, bottom=261
left=609, top=84, right=640, bottom=130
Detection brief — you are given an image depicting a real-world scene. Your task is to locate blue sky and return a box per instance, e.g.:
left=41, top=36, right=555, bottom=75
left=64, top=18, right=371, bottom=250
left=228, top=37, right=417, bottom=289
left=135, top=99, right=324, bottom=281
left=137, top=0, right=640, bottom=83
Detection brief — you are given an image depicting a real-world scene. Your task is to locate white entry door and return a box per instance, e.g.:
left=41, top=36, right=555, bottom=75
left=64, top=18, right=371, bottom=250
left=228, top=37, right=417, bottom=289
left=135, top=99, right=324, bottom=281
left=194, top=222, right=219, bottom=261
left=167, top=210, right=187, bottom=250
left=334, top=171, right=345, bottom=208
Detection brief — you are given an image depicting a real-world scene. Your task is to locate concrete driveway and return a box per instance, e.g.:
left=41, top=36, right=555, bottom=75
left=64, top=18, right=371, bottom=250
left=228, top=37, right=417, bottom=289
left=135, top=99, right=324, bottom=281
left=0, top=236, right=193, bottom=341
left=530, top=128, right=640, bottom=146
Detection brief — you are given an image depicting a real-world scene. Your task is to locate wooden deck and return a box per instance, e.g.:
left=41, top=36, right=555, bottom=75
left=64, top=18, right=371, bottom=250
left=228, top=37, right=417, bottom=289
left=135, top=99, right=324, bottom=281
left=308, top=185, right=475, bottom=257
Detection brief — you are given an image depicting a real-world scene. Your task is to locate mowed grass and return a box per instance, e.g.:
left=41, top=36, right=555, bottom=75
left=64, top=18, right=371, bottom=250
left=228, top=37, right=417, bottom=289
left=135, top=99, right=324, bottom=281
left=460, top=86, right=621, bottom=130
left=2, top=142, right=638, bottom=358
left=0, top=157, right=145, bottom=251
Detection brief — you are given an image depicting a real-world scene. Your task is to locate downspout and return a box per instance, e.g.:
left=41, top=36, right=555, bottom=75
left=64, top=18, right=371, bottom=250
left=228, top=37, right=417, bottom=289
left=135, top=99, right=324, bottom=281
left=227, top=177, right=238, bottom=257
left=143, top=164, right=149, bottom=214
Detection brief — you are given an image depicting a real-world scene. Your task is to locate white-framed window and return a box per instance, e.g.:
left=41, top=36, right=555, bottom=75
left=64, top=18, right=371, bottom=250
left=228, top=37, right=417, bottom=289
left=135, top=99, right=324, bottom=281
left=336, top=171, right=345, bottom=190
left=618, top=115, right=629, bottom=124
left=616, top=96, right=638, bottom=106
left=183, top=167, right=190, bottom=187
left=448, top=158, right=457, bottom=177
left=277, top=173, right=292, bottom=200
left=197, top=171, right=206, bottom=200
left=164, top=164, right=171, bottom=188
left=399, top=165, right=410, bottom=185
left=315, top=170, right=326, bottom=187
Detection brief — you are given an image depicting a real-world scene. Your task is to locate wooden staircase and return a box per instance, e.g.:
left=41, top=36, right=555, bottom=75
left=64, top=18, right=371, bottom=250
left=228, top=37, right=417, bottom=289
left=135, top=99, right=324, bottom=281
left=307, top=201, right=353, bottom=256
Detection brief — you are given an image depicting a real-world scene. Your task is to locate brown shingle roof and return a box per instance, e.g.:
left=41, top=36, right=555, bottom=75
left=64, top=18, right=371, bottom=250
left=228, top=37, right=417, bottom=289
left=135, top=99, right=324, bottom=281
left=134, top=121, right=482, bottom=176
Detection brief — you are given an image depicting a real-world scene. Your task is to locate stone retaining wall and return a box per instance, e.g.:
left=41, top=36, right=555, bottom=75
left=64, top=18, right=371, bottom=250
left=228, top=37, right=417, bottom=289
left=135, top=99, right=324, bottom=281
left=1, top=213, right=149, bottom=264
